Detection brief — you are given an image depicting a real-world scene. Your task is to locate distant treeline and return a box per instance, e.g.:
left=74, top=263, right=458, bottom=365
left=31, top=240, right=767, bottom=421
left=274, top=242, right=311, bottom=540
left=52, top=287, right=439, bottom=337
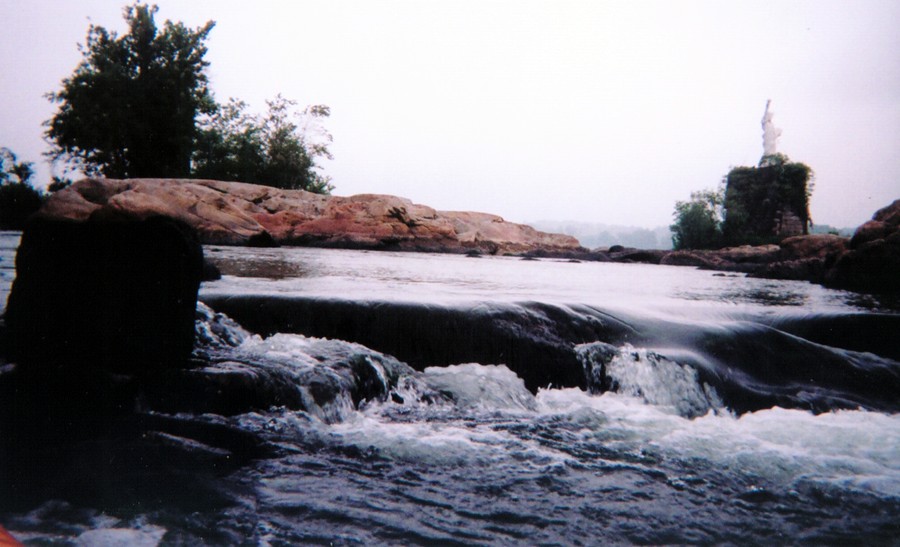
left=809, top=224, right=854, bottom=237
left=531, top=221, right=674, bottom=250
left=532, top=220, right=854, bottom=251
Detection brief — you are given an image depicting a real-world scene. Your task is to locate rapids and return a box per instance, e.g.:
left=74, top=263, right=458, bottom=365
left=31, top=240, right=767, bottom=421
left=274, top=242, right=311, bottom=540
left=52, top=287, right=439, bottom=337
left=1, top=239, right=898, bottom=544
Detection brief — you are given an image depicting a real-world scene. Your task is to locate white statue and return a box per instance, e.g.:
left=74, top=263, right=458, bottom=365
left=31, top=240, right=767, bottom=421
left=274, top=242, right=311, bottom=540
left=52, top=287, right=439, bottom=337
left=761, top=99, right=782, bottom=157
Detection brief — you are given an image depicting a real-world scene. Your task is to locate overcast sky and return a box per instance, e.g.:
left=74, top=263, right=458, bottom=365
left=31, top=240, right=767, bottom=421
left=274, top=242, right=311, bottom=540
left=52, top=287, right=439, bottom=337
left=1, top=0, right=898, bottom=228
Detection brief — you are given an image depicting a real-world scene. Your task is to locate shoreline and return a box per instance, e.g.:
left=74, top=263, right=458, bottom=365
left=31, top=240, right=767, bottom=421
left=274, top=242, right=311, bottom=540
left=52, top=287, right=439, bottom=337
left=20, top=177, right=900, bottom=298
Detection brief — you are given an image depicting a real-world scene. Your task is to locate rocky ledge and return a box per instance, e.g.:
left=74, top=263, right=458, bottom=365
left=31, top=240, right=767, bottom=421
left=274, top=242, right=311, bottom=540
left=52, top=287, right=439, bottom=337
left=39, top=178, right=583, bottom=255
left=601, top=199, right=900, bottom=296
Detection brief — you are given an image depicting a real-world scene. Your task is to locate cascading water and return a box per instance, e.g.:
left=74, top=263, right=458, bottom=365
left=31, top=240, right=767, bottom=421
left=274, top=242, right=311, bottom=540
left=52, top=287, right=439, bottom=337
left=577, top=342, right=725, bottom=418
left=2, top=240, right=899, bottom=544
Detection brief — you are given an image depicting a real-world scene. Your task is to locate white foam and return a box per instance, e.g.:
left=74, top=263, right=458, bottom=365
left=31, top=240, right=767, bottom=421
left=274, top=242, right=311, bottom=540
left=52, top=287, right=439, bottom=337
left=577, top=342, right=725, bottom=418
left=75, top=524, right=167, bottom=547
left=331, top=413, right=500, bottom=466
left=536, top=388, right=900, bottom=498
left=237, top=333, right=324, bottom=369
left=423, top=363, right=538, bottom=412
left=322, top=364, right=568, bottom=467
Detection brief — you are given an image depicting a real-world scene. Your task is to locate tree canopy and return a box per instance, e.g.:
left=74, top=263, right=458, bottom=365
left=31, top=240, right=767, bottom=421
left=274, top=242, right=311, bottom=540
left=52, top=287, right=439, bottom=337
left=0, top=148, right=35, bottom=186
left=0, top=148, right=44, bottom=230
left=45, top=3, right=334, bottom=194
left=193, top=96, right=334, bottom=193
left=670, top=188, right=723, bottom=250
left=671, top=153, right=813, bottom=249
left=46, top=4, right=215, bottom=178
left=722, top=154, right=813, bottom=245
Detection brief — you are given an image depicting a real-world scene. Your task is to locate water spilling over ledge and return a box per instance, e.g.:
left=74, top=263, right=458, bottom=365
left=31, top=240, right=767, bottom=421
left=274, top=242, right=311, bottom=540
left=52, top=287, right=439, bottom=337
left=1, top=232, right=899, bottom=544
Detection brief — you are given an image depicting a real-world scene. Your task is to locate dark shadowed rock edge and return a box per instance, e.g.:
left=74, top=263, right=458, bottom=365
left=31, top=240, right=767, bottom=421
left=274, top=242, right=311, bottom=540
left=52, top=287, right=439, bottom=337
left=0, top=217, right=271, bottom=513
left=4, top=216, right=203, bottom=372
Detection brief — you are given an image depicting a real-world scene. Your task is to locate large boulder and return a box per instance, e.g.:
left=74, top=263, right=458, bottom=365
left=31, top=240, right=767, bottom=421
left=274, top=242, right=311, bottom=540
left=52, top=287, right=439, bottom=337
left=608, top=248, right=668, bottom=264
left=778, top=234, right=847, bottom=261
left=850, top=221, right=891, bottom=249
left=659, top=250, right=742, bottom=271
left=659, top=250, right=720, bottom=268
left=753, top=234, right=848, bottom=282
left=4, top=216, right=203, bottom=372
left=39, top=178, right=584, bottom=255
left=716, top=244, right=781, bottom=264
left=825, top=199, right=900, bottom=294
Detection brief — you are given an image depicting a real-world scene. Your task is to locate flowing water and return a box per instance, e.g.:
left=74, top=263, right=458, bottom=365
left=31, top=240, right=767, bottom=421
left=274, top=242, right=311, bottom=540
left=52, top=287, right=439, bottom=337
left=2, top=238, right=899, bottom=544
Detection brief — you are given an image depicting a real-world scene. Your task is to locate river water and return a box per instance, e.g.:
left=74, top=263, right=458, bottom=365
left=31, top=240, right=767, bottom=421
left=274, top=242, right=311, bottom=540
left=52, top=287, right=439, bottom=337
left=2, top=238, right=899, bottom=544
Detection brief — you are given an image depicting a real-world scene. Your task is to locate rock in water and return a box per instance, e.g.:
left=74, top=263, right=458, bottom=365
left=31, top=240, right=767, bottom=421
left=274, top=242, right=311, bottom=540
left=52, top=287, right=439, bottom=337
left=4, top=216, right=203, bottom=372
left=826, top=199, right=900, bottom=295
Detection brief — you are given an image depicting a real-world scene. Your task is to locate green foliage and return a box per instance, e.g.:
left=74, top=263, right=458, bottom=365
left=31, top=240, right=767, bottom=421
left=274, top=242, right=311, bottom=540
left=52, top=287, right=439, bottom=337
left=192, top=98, right=266, bottom=183
left=0, top=148, right=44, bottom=230
left=47, top=177, right=74, bottom=193
left=46, top=3, right=215, bottom=178
left=193, top=95, right=334, bottom=193
left=722, top=154, right=813, bottom=245
left=46, top=4, right=335, bottom=194
left=673, top=154, right=813, bottom=249
left=0, top=148, right=35, bottom=187
left=670, top=188, right=723, bottom=250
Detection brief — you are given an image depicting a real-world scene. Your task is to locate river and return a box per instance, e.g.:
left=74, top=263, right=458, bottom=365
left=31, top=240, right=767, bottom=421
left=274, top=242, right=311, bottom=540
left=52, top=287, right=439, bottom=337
left=2, top=237, right=899, bottom=544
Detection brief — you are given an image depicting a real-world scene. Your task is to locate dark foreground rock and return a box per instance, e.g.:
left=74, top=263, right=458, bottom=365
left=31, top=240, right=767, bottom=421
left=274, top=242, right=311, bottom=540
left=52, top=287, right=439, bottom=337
left=0, top=217, right=266, bottom=514
left=5, top=216, right=203, bottom=372
left=0, top=217, right=418, bottom=515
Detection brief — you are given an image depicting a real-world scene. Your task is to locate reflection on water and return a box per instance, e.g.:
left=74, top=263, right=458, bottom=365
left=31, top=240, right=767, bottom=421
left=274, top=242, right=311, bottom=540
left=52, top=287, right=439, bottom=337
left=202, top=245, right=896, bottom=316
left=842, top=291, right=899, bottom=311
left=676, top=283, right=810, bottom=308
left=208, top=250, right=312, bottom=279
left=0, top=235, right=896, bottom=314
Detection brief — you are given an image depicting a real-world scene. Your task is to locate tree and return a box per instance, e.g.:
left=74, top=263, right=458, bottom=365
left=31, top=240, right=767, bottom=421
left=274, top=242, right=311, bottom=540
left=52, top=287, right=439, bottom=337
left=191, top=98, right=266, bottom=183
left=193, top=95, right=334, bottom=193
left=0, top=148, right=44, bottom=230
left=670, top=188, right=723, bottom=250
left=46, top=3, right=215, bottom=178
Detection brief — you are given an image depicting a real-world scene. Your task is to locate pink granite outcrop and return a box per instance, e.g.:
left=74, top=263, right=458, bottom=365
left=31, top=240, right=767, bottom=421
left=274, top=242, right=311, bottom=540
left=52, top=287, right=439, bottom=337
left=38, top=178, right=583, bottom=255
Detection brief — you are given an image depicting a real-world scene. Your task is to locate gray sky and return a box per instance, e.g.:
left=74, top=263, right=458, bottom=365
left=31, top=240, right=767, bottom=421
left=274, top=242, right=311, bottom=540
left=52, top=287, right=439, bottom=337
left=1, top=0, right=898, bottom=228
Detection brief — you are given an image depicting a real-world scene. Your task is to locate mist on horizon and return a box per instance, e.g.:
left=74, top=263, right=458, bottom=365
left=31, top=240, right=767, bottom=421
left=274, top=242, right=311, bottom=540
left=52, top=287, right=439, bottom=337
left=1, top=1, right=897, bottom=229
